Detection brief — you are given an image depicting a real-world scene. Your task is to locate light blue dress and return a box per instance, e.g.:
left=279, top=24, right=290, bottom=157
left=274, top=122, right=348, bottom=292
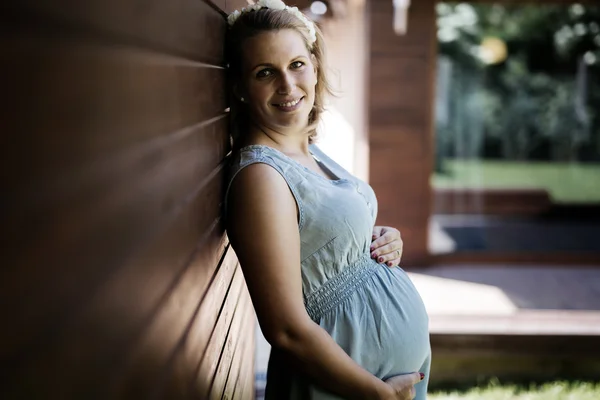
left=226, top=144, right=431, bottom=399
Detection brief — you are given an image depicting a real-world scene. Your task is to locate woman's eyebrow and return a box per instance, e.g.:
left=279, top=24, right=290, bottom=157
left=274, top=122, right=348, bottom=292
left=251, top=56, right=307, bottom=71
left=252, top=62, right=275, bottom=71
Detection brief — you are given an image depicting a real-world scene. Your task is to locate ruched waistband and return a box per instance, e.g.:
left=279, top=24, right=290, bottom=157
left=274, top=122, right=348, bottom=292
left=304, top=253, right=380, bottom=322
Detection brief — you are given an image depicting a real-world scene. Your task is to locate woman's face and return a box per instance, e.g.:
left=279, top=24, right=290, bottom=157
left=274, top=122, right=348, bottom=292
left=240, top=28, right=317, bottom=133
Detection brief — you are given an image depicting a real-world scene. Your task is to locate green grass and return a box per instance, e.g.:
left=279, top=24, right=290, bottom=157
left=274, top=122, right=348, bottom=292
left=432, top=160, right=600, bottom=203
left=429, top=380, right=600, bottom=400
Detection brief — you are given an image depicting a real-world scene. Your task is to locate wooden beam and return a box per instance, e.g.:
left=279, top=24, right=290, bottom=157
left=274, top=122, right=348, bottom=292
left=368, top=0, right=436, bottom=266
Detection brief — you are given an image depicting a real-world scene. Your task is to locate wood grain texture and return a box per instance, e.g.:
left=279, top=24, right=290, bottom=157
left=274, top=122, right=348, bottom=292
left=208, top=290, right=254, bottom=400
left=3, top=0, right=227, bottom=63
left=1, top=1, right=254, bottom=399
left=367, top=0, right=436, bottom=265
left=198, top=268, right=248, bottom=398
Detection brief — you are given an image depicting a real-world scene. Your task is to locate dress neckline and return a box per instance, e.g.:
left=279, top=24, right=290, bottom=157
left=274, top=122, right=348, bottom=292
left=239, top=144, right=348, bottom=183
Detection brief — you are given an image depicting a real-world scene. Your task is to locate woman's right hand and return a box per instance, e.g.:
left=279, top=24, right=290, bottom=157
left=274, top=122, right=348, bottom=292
left=382, top=372, right=424, bottom=399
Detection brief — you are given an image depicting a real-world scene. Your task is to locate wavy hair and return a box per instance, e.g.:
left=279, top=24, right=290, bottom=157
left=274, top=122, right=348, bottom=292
left=225, top=7, right=334, bottom=149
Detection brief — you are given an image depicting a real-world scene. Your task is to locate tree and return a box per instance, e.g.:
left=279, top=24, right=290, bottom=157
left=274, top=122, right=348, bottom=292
left=435, top=3, right=600, bottom=162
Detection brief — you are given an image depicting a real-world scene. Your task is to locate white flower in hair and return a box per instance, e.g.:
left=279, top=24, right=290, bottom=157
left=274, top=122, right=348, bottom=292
left=261, top=0, right=286, bottom=10
left=227, top=0, right=317, bottom=46
left=227, top=10, right=241, bottom=26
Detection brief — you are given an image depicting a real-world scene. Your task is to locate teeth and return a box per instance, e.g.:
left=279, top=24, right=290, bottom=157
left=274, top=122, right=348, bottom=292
left=279, top=98, right=301, bottom=107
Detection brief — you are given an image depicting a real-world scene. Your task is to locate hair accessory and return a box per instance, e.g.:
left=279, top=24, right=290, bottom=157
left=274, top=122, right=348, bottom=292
left=227, top=0, right=317, bottom=46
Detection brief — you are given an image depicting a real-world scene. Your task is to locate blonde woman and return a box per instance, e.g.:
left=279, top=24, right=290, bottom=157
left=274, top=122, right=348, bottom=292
left=224, top=1, right=431, bottom=399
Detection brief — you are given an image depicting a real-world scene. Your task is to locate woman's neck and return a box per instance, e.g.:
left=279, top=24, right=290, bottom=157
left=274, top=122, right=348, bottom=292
left=245, top=123, right=311, bottom=155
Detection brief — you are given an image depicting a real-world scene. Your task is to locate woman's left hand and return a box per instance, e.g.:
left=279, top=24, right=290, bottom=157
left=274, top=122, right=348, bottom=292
left=370, top=226, right=403, bottom=267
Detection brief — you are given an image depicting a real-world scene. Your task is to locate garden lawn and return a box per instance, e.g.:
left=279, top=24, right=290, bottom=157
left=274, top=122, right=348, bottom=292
left=429, top=381, right=600, bottom=400
left=432, top=160, right=600, bottom=203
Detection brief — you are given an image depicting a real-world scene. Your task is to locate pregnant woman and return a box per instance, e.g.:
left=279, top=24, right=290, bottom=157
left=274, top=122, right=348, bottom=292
left=224, top=1, right=431, bottom=399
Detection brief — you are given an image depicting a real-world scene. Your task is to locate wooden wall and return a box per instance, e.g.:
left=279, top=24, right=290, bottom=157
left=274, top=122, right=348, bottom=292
left=367, top=0, right=437, bottom=265
left=1, top=1, right=254, bottom=399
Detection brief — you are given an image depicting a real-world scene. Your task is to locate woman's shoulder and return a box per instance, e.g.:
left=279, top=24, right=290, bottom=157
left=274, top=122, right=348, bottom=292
left=230, top=144, right=281, bottom=167
left=224, top=146, right=305, bottom=229
left=230, top=144, right=302, bottom=177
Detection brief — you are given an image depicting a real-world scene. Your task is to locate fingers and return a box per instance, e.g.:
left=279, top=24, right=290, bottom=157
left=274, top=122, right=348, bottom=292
left=371, top=226, right=385, bottom=240
left=370, top=227, right=403, bottom=267
left=404, top=373, right=423, bottom=400
left=370, top=236, right=403, bottom=267
left=385, top=256, right=401, bottom=268
left=410, top=371, right=425, bottom=385
left=384, top=372, right=424, bottom=399
left=372, top=250, right=402, bottom=267
left=371, top=228, right=399, bottom=249
left=408, top=385, right=416, bottom=399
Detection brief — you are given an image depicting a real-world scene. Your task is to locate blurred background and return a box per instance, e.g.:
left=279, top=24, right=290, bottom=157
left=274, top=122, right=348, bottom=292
left=2, top=1, right=599, bottom=400
left=432, top=3, right=600, bottom=258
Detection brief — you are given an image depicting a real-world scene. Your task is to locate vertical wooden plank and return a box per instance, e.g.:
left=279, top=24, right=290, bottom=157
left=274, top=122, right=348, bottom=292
left=367, top=0, right=436, bottom=265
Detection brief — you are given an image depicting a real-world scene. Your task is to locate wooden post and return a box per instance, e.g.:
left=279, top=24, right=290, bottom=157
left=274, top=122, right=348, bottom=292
left=367, top=0, right=436, bottom=266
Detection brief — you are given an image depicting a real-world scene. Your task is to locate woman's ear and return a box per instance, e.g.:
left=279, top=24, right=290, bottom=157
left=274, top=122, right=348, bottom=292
left=311, top=54, right=319, bottom=83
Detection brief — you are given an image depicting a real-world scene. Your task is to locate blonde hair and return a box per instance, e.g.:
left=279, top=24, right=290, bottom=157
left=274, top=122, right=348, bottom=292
left=225, top=8, right=334, bottom=149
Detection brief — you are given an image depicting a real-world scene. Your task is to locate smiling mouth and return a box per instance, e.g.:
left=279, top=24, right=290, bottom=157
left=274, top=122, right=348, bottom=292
left=275, top=97, right=303, bottom=107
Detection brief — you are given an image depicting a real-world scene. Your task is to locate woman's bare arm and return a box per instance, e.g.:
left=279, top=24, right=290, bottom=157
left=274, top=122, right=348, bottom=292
left=226, top=164, right=416, bottom=400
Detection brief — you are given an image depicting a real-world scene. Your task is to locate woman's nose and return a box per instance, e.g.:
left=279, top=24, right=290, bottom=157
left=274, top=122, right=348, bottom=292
left=276, top=72, right=294, bottom=94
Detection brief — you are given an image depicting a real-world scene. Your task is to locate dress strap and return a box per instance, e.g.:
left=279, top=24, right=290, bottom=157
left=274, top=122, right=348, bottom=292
left=223, top=145, right=306, bottom=230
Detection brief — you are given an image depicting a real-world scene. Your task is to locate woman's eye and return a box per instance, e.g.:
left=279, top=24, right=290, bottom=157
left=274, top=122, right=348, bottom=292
left=256, top=69, right=273, bottom=78
left=291, top=61, right=304, bottom=69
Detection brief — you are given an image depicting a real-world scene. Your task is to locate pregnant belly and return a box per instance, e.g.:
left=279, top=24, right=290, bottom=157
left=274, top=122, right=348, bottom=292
left=318, top=263, right=431, bottom=379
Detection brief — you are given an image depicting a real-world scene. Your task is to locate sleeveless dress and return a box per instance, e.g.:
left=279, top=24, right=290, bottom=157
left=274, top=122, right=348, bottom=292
left=225, top=144, right=431, bottom=400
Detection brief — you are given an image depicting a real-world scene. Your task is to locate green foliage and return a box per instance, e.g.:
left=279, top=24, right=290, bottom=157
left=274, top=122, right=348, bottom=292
left=430, top=380, right=600, bottom=400
left=436, top=3, right=600, bottom=163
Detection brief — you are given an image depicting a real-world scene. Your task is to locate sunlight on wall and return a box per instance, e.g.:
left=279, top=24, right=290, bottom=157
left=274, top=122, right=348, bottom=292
left=316, top=106, right=356, bottom=175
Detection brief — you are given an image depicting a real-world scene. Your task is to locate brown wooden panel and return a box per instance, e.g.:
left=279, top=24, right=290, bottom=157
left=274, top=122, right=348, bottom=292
left=2, top=117, right=229, bottom=360
left=232, top=324, right=256, bottom=400
left=434, top=188, right=553, bottom=215
left=400, top=228, right=429, bottom=264
left=369, top=57, right=430, bottom=125
left=1, top=1, right=256, bottom=399
left=368, top=0, right=436, bottom=265
left=369, top=0, right=437, bottom=58
left=223, top=0, right=249, bottom=13
left=106, top=242, right=234, bottom=399
left=370, top=152, right=431, bottom=224
left=154, top=246, right=241, bottom=398
left=370, top=129, right=428, bottom=159
left=229, top=303, right=255, bottom=399
left=198, top=270, right=249, bottom=398
left=5, top=0, right=226, bottom=62
left=2, top=171, right=229, bottom=398
left=210, top=292, right=254, bottom=400
left=1, top=37, right=226, bottom=197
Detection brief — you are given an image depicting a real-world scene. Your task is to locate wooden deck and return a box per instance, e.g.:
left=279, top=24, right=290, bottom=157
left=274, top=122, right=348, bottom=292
left=254, top=264, right=600, bottom=397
